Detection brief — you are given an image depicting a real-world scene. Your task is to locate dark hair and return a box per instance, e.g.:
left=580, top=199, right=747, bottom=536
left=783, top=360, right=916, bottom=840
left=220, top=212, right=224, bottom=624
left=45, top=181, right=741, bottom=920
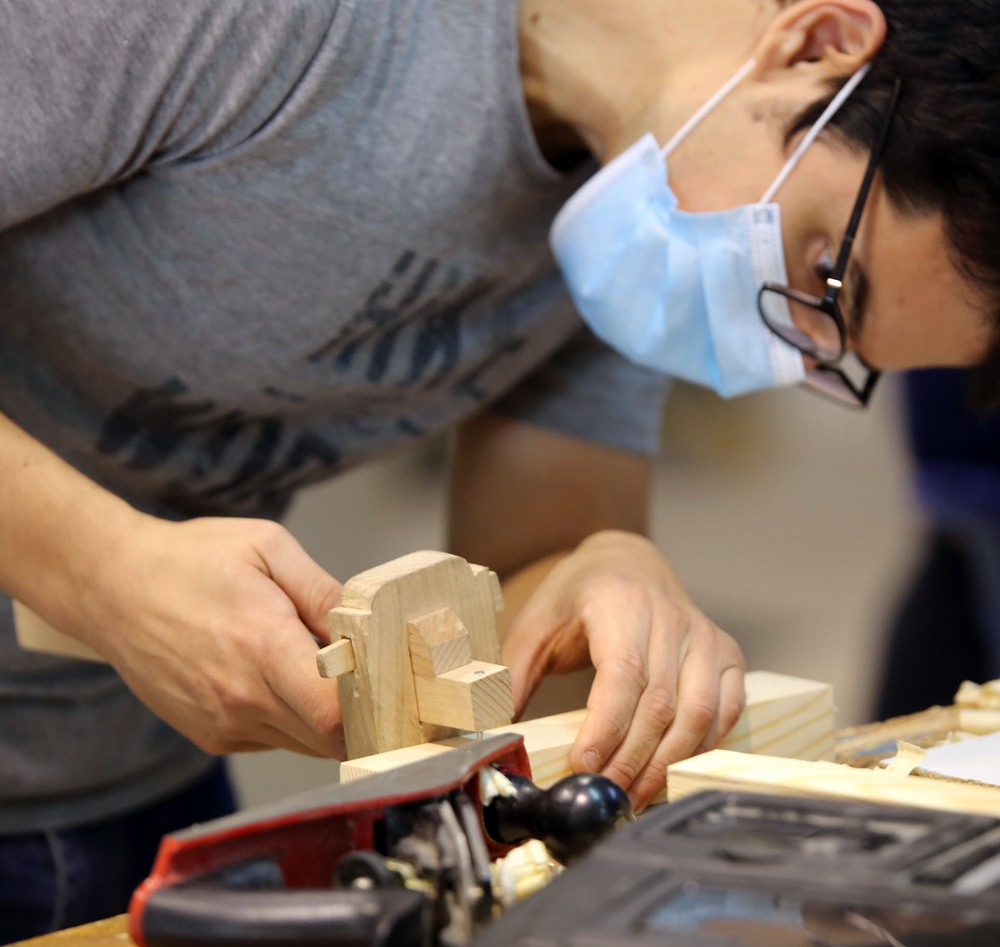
left=786, top=1, right=1000, bottom=408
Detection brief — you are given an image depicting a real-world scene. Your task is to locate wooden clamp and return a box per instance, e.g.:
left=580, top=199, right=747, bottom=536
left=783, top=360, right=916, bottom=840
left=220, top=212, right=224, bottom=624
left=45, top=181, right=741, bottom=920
left=316, top=550, right=514, bottom=760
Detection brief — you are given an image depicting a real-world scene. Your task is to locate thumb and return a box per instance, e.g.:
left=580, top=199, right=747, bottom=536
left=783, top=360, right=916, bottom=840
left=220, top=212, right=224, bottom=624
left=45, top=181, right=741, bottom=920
left=259, top=530, right=343, bottom=642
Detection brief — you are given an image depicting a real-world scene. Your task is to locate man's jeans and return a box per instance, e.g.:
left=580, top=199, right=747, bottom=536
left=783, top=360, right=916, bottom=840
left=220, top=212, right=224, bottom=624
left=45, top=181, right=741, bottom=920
left=0, top=761, right=235, bottom=945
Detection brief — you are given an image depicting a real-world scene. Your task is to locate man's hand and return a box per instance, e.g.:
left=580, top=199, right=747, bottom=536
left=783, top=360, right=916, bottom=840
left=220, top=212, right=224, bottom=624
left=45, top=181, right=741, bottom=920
left=73, top=515, right=346, bottom=758
left=501, top=530, right=745, bottom=811
left=0, top=409, right=345, bottom=758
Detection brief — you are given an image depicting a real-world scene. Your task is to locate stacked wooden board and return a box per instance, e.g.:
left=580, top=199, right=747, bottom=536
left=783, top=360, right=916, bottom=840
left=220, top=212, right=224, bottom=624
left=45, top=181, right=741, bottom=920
left=667, top=748, right=1000, bottom=819
left=668, top=677, right=1000, bottom=821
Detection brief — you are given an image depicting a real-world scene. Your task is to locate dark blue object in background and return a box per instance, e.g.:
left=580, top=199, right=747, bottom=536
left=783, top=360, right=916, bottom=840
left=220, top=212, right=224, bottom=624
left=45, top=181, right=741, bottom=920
left=0, top=760, right=235, bottom=946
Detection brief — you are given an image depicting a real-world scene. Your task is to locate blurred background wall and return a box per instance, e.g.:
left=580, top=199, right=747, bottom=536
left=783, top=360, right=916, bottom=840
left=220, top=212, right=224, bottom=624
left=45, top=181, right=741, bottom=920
left=231, top=378, right=923, bottom=806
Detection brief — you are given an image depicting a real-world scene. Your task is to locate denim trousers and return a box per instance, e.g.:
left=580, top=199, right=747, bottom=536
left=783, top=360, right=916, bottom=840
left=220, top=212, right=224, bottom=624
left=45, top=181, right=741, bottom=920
left=0, top=760, right=236, bottom=945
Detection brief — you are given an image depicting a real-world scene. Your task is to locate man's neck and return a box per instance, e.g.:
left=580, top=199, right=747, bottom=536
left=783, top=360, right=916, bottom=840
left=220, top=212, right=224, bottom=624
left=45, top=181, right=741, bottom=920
left=518, top=0, right=779, bottom=166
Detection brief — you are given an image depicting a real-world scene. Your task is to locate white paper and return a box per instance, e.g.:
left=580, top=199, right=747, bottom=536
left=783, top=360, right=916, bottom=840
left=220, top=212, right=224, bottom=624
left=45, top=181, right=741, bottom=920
left=919, top=730, right=1000, bottom=786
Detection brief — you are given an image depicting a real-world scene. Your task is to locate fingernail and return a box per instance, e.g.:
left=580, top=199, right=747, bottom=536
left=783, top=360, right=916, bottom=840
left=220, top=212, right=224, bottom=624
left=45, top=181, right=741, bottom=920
left=583, top=749, right=602, bottom=773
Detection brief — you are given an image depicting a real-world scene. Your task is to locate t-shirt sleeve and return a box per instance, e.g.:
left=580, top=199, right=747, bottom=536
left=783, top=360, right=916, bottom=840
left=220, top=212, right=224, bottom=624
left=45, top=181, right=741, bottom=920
left=0, top=0, right=338, bottom=230
left=493, top=328, right=671, bottom=455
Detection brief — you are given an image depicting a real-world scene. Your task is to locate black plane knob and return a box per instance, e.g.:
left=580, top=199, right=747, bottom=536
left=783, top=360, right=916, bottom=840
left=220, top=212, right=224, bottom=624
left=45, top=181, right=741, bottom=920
left=484, top=772, right=633, bottom=864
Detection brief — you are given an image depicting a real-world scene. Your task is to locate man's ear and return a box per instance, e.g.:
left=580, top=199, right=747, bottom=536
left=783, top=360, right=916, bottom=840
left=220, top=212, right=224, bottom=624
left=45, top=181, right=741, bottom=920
left=754, top=0, right=886, bottom=79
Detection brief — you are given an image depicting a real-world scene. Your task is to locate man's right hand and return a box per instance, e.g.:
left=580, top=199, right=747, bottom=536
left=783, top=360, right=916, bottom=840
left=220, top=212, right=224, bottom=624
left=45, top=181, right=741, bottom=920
left=0, top=407, right=345, bottom=757
left=78, top=515, right=346, bottom=757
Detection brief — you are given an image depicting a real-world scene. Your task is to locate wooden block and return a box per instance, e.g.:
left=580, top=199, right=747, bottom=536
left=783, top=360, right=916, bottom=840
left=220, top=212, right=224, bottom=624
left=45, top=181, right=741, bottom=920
left=719, top=671, right=834, bottom=760
left=316, top=638, right=356, bottom=678
left=13, top=601, right=105, bottom=663
left=407, top=608, right=473, bottom=678
left=667, top=749, right=1000, bottom=820
left=471, top=562, right=505, bottom=614
left=329, top=551, right=508, bottom=759
left=414, top=661, right=513, bottom=731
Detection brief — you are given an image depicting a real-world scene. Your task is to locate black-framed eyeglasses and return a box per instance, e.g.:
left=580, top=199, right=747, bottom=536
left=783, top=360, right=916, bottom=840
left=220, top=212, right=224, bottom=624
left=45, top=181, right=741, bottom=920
left=758, top=77, right=903, bottom=409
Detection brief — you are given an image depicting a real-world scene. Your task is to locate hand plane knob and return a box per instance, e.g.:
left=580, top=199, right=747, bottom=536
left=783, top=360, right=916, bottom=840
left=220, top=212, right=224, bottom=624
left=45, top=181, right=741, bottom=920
left=483, top=772, right=633, bottom=864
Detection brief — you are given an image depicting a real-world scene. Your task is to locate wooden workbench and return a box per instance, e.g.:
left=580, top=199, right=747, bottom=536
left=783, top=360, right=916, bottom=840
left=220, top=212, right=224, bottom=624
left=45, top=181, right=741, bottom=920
left=12, top=704, right=978, bottom=947
left=12, top=915, right=131, bottom=947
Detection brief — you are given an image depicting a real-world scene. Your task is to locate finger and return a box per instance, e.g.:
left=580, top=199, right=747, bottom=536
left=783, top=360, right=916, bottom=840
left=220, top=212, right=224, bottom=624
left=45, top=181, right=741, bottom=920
left=697, top=661, right=746, bottom=752
left=569, top=598, right=652, bottom=778
left=628, top=639, right=724, bottom=811
left=264, top=626, right=344, bottom=756
left=258, top=527, right=343, bottom=641
left=219, top=613, right=343, bottom=757
left=175, top=620, right=343, bottom=758
left=597, top=603, right=684, bottom=790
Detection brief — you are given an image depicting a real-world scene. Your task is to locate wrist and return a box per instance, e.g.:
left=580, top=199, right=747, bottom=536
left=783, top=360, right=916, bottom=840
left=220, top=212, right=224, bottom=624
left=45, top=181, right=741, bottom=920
left=575, top=528, right=651, bottom=554
left=573, top=530, right=688, bottom=601
left=13, top=481, right=150, bottom=648
left=0, top=410, right=155, bottom=649
left=62, top=499, right=155, bottom=646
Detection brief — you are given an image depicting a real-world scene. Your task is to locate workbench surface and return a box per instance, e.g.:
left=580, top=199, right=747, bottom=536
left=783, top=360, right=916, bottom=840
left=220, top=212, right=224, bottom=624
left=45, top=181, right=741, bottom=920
left=12, top=915, right=131, bottom=947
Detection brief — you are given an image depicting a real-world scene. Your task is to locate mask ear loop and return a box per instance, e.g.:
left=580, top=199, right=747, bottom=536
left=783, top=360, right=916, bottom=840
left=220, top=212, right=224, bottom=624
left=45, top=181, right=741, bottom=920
left=661, top=59, right=757, bottom=159
left=759, top=62, right=872, bottom=205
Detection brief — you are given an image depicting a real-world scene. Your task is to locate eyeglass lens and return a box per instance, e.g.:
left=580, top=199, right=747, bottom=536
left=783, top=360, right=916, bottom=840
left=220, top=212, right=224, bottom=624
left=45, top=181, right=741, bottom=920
left=759, top=285, right=844, bottom=362
left=806, top=351, right=878, bottom=404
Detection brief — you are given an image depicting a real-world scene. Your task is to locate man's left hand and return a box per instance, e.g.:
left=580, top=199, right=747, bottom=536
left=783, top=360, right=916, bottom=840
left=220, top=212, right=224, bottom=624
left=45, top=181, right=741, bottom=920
left=501, top=530, right=746, bottom=811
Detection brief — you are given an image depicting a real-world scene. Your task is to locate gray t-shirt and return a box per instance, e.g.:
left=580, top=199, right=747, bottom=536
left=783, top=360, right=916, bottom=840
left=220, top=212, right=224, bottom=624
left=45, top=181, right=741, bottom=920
left=0, top=0, right=668, bottom=833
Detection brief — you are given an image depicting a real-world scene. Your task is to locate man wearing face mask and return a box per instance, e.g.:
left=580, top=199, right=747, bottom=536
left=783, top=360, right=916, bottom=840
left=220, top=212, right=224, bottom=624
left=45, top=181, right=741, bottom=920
left=2, top=0, right=1000, bottom=936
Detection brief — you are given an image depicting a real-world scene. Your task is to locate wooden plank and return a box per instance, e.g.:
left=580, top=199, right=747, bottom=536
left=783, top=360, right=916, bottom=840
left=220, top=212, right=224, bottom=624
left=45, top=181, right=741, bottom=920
left=667, top=749, right=1000, bottom=819
left=341, top=708, right=588, bottom=787
left=13, top=601, right=105, bottom=663
left=340, top=739, right=458, bottom=782
left=342, top=672, right=835, bottom=790
left=413, top=661, right=513, bottom=731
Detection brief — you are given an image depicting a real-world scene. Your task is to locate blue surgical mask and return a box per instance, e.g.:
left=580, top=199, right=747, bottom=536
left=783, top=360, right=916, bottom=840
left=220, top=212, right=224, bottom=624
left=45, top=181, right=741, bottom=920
left=551, top=60, right=871, bottom=398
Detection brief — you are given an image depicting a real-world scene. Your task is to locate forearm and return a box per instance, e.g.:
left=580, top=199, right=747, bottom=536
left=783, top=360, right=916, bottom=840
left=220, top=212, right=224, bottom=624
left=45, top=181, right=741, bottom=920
left=0, top=409, right=139, bottom=637
left=448, top=411, right=651, bottom=579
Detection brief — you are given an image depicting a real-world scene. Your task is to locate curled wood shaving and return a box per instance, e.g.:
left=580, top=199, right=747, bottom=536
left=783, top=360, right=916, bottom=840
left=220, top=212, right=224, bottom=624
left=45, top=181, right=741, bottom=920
left=955, top=679, right=1000, bottom=710
left=883, top=741, right=927, bottom=777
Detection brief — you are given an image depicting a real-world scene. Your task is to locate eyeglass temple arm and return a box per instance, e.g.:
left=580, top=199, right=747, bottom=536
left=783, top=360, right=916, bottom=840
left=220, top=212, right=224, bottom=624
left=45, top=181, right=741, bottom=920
left=830, top=77, right=903, bottom=284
